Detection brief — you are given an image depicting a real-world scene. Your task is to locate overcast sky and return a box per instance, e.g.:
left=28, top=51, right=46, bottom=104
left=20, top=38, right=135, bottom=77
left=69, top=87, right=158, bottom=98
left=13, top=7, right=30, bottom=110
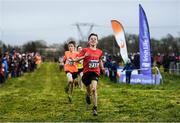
left=0, top=0, right=180, bottom=45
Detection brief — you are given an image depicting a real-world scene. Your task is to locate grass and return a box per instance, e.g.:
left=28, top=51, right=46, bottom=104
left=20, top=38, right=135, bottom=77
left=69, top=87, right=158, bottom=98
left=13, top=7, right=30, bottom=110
left=0, top=62, right=179, bottom=122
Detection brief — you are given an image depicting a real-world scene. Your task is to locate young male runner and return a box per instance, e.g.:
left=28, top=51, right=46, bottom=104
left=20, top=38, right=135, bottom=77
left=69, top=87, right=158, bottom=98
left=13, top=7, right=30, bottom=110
left=72, top=33, right=105, bottom=116
left=63, top=40, right=78, bottom=102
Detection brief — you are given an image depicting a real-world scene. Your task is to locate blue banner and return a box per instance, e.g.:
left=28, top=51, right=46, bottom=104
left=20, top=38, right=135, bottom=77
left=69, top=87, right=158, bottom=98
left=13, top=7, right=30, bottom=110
left=119, top=74, right=161, bottom=85
left=117, top=68, right=161, bottom=85
left=139, top=4, right=152, bottom=76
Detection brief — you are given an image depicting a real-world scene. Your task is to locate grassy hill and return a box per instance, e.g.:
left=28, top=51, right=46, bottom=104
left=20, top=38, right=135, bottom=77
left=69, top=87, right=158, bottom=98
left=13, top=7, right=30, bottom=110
left=0, top=62, right=179, bottom=122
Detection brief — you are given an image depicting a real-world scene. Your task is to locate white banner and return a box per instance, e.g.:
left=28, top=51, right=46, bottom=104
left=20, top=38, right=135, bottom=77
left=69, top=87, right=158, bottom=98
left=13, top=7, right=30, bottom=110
left=111, top=20, right=129, bottom=63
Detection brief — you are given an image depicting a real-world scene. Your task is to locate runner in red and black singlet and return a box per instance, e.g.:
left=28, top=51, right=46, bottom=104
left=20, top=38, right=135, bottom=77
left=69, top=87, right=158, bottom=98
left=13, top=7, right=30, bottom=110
left=72, top=33, right=105, bottom=116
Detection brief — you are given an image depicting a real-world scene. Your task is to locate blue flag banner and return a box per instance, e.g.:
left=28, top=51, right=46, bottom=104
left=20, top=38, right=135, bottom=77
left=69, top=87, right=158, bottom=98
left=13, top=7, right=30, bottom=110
left=139, top=4, right=152, bottom=76
left=117, top=5, right=162, bottom=85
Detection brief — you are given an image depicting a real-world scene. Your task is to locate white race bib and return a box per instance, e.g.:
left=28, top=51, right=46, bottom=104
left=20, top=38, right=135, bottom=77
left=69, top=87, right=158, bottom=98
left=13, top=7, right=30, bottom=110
left=89, top=60, right=99, bottom=68
left=67, top=59, right=74, bottom=65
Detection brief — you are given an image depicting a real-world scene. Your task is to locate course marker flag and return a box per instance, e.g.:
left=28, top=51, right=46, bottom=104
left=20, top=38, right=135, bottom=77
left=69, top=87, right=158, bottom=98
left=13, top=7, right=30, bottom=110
left=111, top=20, right=128, bottom=63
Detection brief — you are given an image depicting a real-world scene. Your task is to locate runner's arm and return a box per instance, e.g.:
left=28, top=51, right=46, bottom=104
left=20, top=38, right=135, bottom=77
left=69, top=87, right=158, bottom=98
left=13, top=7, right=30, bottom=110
left=99, top=60, right=105, bottom=74
left=72, top=55, right=85, bottom=62
left=72, top=50, right=89, bottom=62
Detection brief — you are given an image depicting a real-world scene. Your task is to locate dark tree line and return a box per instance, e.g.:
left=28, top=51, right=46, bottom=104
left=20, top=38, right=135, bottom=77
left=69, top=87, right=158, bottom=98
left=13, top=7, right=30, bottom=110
left=1, top=33, right=179, bottom=60
left=98, top=33, right=180, bottom=56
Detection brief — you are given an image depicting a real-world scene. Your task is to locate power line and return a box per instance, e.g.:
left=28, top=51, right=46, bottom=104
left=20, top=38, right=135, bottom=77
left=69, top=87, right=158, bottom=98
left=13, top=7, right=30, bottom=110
left=72, top=22, right=98, bottom=41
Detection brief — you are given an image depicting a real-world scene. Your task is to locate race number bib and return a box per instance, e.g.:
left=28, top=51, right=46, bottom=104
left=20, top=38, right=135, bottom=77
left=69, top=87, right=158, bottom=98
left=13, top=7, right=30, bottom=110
left=89, top=60, right=99, bottom=68
left=68, top=59, right=74, bottom=65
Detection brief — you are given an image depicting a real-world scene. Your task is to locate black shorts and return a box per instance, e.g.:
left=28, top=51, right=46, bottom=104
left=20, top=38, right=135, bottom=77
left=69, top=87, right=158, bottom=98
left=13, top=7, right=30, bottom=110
left=77, top=68, right=83, bottom=74
left=82, top=72, right=99, bottom=86
left=65, top=71, right=78, bottom=79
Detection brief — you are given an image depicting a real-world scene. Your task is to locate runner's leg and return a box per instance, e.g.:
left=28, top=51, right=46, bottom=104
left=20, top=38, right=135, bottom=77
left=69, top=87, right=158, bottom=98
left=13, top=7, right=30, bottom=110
left=91, top=80, right=98, bottom=116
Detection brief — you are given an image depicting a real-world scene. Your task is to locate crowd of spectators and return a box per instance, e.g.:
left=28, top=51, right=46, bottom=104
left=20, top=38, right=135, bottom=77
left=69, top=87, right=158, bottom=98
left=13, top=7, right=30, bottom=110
left=0, top=49, right=42, bottom=84
left=153, top=53, right=180, bottom=74
left=102, top=52, right=180, bottom=82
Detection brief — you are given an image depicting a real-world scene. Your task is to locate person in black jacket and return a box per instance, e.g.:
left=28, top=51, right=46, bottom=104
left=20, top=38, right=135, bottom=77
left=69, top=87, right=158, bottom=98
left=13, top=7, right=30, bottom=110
left=133, top=52, right=140, bottom=74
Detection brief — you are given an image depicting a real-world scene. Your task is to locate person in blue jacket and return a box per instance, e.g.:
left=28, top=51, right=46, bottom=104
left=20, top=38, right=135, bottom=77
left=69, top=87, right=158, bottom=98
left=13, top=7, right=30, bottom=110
left=122, top=59, right=133, bottom=84
left=2, top=52, right=9, bottom=80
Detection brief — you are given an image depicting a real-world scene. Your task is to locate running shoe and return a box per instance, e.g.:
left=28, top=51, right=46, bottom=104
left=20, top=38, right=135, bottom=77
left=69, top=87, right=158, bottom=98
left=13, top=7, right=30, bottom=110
left=92, top=106, right=98, bottom=116
left=86, top=94, right=91, bottom=104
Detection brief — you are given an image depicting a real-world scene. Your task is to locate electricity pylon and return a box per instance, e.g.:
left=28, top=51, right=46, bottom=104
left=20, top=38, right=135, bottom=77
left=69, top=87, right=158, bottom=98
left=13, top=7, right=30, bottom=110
left=73, top=22, right=96, bottom=42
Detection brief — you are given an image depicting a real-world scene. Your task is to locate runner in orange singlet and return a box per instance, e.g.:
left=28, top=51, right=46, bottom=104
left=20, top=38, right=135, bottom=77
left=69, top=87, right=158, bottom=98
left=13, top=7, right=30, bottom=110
left=63, top=40, right=78, bottom=103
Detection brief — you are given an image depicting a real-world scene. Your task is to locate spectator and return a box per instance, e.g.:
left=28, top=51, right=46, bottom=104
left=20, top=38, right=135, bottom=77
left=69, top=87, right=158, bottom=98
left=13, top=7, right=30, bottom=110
left=133, top=52, right=140, bottom=74
left=122, top=59, right=133, bottom=84
left=155, top=53, right=161, bottom=68
left=2, top=52, right=9, bottom=80
left=162, top=53, right=170, bottom=73
left=0, top=57, right=4, bottom=84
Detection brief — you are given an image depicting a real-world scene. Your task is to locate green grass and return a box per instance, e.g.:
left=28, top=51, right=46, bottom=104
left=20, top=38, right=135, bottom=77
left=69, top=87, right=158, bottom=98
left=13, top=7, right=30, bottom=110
left=0, top=62, right=179, bottom=122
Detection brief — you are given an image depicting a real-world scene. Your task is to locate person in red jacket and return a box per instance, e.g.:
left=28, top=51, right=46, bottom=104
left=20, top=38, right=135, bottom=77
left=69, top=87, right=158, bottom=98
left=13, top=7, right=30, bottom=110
left=72, top=33, right=105, bottom=116
left=0, top=61, right=5, bottom=84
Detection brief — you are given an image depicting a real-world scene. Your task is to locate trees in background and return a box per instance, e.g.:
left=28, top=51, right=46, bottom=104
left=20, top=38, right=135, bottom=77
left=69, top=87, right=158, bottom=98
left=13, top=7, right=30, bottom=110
left=22, top=40, right=47, bottom=53
left=0, top=33, right=179, bottom=60
left=98, top=33, right=180, bottom=56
